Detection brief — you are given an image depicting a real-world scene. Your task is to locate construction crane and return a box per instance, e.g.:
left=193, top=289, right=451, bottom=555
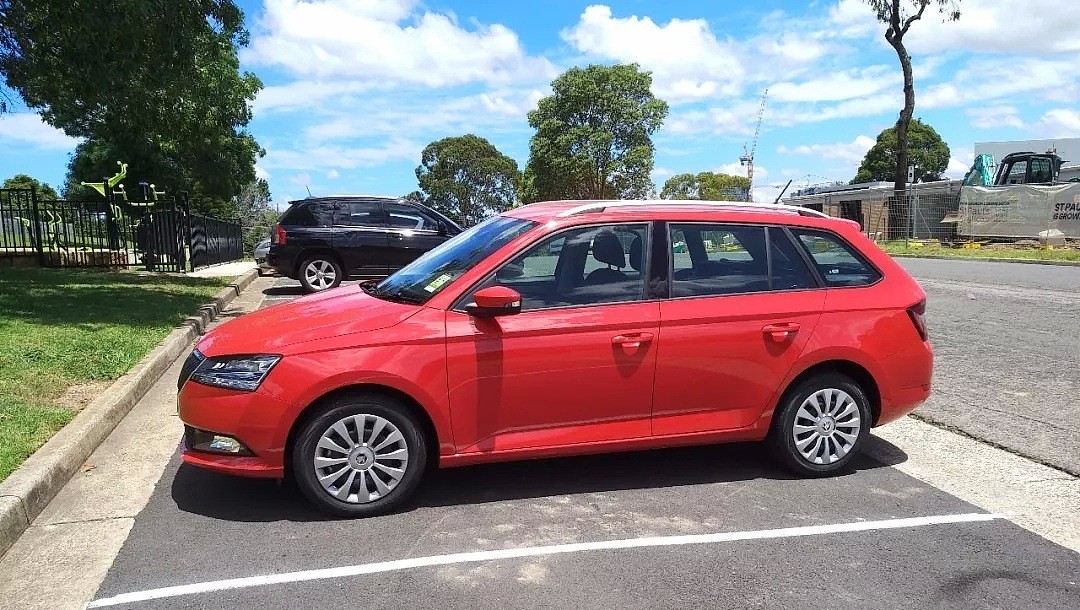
left=739, top=89, right=768, bottom=202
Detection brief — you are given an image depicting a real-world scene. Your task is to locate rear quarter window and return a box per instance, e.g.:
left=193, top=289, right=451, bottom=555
left=280, top=202, right=333, bottom=227
left=792, top=229, right=881, bottom=287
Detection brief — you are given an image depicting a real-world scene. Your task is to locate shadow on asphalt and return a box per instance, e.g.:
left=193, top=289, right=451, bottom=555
left=262, top=285, right=306, bottom=297
left=170, top=435, right=908, bottom=523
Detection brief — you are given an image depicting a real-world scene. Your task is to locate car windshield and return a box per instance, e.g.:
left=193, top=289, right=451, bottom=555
left=366, top=215, right=536, bottom=305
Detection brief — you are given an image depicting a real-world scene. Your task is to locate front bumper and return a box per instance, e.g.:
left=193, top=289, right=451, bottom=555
left=177, top=378, right=295, bottom=479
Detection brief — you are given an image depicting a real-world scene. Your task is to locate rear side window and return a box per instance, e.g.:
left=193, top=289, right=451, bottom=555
left=337, top=201, right=383, bottom=227
left=670, top=224, right=768, bottom=297
left=768, top=227, right=815, bottom=290
left=792, top=229, right=881, bottom=287
left=280, top=202, right=333, bottom=227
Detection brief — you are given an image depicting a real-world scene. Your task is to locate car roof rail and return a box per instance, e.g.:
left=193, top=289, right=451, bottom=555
left=555, top=200, right=831, bottom=219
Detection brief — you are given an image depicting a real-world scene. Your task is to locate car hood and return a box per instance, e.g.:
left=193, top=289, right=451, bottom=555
left=197, top=285, right=422, bottom=356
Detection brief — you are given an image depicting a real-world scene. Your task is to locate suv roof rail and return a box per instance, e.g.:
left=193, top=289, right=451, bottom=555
left=555, top=200, right=831, bottom=219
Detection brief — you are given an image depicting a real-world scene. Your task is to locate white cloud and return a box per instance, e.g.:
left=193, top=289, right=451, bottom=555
left=1039, top=109, right=1080, bottom=136
left=778, top=135, right=876, bottom=165
left=717, top=161, right=767, bottom=183
left=770, top=66, right=896, bottom=103
left=829, top=0, right=1080, bottom=55
left=561, top=5, right=744, bottom=102
left=263, top=138, right=420, bottom=171
left=245, top=0, right=555, bottom=87
left=0, top=113, right=80, bottom=150
left=254, top=162, right=271, bottom=180
left=325, top=169, right=340, bottom=179
left=945, top=146, right=975, bottom=179
left=967, top=106, right=1024, bottom=130
left=254, top=80, right=380, bottom=114
left=289, top=172, right=312, bottom=185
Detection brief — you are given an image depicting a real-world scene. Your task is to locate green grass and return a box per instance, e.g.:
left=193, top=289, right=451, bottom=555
left=879, top=241, right=1080, bottom=262
left=0, top=268, right=230, bottom=482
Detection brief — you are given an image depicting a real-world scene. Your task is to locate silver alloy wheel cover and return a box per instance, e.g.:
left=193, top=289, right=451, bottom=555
left=313, top=414, right=409, bottom=503
left=304, top=259, right=337, bottom=290
left=791, top=388, right=861, bottom=465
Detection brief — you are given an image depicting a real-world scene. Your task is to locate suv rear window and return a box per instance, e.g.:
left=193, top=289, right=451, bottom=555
left=792, top=229, right=880, bottom=287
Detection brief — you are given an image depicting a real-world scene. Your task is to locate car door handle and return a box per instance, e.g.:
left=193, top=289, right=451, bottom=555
left=762, top=323, right=800, bottom=342
left=611, top=332, right=654, bottom=348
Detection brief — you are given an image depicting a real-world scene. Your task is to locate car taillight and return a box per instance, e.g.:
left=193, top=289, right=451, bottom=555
left=272, top=225, right=286, bottom=245
left=907, top=300, right=928, bottom=341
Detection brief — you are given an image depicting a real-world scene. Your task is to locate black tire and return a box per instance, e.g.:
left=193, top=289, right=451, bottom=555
left=297, top=254, right=343, bottom=293
left=292, top=395, right=428, bottom=517
left=767, top=373, right=871, bottom=477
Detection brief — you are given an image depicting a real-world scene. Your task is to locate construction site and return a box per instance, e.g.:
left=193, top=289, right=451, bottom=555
left=779, top=138, right=1080, bottom=250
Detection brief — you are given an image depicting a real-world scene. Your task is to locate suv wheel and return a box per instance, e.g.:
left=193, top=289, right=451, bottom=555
left=299, top=255, right=342, bottom=292
left=768, top=373, right=871, bottom=477
left=292, top=395, right=427, bottom=517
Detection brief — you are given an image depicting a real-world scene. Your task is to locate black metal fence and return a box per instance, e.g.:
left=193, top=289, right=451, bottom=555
left=0, top=188, right=244, bottom=271
left=190, top=214, right=244, bottom=268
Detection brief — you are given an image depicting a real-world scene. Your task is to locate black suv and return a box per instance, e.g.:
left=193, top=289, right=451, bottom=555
left=268, top=196, right=463, bottom=292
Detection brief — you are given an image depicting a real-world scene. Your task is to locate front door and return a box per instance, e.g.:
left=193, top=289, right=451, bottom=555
left=653, top=224, right=824, bottom=435
left=445, top=223, right=659, bottom=454
left=383, top=202, right=448, bottom=272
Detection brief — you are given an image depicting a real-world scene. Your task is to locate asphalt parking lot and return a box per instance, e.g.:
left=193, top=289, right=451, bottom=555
left=895, top=258, right=1080, bottom=474
left=84, top=267, right=1080, bottom=609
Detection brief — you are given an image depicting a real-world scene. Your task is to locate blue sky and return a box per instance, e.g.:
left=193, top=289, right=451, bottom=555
left=2, top=0, right=1078, bottom=207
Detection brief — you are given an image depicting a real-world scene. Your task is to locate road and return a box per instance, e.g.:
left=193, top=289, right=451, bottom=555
left=88, top=265, right=1077, bottom=609
left=896, top=258, right=1080, bottom=475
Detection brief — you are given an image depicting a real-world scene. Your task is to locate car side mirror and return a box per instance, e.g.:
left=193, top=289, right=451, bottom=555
left=466, top=286, right=522, bottom=318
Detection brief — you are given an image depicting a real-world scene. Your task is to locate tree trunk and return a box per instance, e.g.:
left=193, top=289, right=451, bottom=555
left=887, top=34, right=915, bottom=239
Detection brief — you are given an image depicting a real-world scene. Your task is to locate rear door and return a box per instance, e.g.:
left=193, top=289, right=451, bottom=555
left=332, top=200, right=390, bottom=277
left=383, top=202, right=449, bottom=272
left=653, top=224, right=824, bottom=435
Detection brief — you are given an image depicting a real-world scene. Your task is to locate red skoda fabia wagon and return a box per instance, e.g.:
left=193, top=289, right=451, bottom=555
left=178, top=200, right=932, bottom=516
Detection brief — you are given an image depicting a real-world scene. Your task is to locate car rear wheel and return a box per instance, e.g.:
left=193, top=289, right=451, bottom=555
left=292, top=395, right=427, bottom=517
left=768, top=373, right=870, bottom=477
left=298, top=255, right=343, bottom=292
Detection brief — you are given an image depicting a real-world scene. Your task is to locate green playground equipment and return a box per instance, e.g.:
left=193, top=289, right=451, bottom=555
left=80, top=161, right=127, bottom=198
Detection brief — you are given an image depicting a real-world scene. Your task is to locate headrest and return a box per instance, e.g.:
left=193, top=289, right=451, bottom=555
left=591, top=231, right=626, bottom=268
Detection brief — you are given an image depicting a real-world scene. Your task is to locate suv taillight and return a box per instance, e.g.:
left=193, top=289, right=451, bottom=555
left=907, top=300, right=928, bottom=341
left=272, top=225, right=286, bottom=245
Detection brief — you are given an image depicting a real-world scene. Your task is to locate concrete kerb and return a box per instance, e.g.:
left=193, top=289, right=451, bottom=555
left=890, top=253, right=1080, bottom=266
left=0, top=268, right=259, bottom=559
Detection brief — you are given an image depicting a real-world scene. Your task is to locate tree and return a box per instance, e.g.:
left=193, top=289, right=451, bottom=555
left=852, top=119, right=950, bottom=184
left=864, top=0, right=960, bottom=194
left=523, top=64, right=668, bottom=202
left=233, top=179, right=277, bottom=253
left=660, top=172, right=750, bottom=201
left=0, top=0, right=263, bottom=214
left=2, top=173, right=58, bottom=200
left=414, top=134, right=521, bottom=227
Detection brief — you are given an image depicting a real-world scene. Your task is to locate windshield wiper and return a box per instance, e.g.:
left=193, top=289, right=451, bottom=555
left=361, top=282, right=424, bottom=304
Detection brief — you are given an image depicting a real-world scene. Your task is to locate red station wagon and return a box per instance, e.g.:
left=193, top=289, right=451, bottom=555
left=177, top=200, right=932, bottom=517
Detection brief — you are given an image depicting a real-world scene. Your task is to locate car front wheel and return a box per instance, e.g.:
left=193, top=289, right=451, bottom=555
left=768, top=373, right=871, bottom=477
left=298, top=256, right=343, bottom=292
left=292, top=395, right=427, bottom=517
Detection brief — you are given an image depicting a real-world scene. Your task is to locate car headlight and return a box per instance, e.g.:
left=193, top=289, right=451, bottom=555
left=189, top=354, right=281, bottom=391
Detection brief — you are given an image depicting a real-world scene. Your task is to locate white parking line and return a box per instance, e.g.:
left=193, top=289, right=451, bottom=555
left=87, top=512, right=1002, bottom=608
